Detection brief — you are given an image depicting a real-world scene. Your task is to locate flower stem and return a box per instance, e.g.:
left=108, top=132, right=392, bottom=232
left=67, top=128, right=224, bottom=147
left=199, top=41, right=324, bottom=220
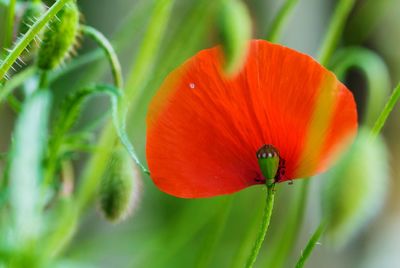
left=39, top=70, right=49, bottom=89
left=371, top=83, right=400, bottom=138
left=81, top=25, right=123, bottom=89
left=264, top=179, right=309, bottom=268
left=245, top=185, right=276, bottom=268
left=318, top=0, right=356, bottom=66
left=266, top=0, right=299, bottom=42
left=295, top=221, right=326, bottom=268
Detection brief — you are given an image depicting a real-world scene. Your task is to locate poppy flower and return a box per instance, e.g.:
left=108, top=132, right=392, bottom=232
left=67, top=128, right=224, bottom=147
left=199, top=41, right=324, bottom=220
left=146, top=40, right=357, bottom=198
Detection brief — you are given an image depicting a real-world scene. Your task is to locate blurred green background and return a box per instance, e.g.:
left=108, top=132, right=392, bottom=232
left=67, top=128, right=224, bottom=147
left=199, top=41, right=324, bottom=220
left=1, top=0, right=400, bottom=267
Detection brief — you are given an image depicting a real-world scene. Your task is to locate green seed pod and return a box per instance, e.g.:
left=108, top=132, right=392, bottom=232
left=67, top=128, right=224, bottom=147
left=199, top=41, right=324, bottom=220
left=217, top=0, right=252, bottom=76
left=98, top=147, right=141, bottom=223
left=257, top=144, right=280, bottom=186
left=37, top=2, right=80, bottom=70
left=321, top=128, right=389, bottom=248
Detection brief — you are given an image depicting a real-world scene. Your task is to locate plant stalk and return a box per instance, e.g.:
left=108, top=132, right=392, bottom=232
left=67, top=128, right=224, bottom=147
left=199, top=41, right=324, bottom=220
left=81, top=25, right=123, bottom=89
left=295, top=221, right=326, bottom=268
left=318, top=0, right=356, bottom=66
left=245, top=185, right=276, bottom=268
left=266, top=0, right=299, bottom=42
left=371, top=83, right=400, bottom=138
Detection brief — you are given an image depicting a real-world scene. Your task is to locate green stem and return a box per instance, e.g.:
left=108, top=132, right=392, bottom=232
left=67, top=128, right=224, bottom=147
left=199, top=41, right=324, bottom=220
left=245, top=185, right=276, bottom=268
left=0, top=0, right=72, bottom=82
left=4, top=0, right=16, bottom=53
left=125, top=0, right=174, bottom=101
left=295, top=221, right=326, bottom=268
left=81, top=25, right=123, bottom=89
left=266, top=0, right=299, bottom=42
left=371, top=83, right=400, bottom=138
left=39, top=70, right=49, bottom=89
left=264, top=179, right=309, bottom=268
left=317, top=0, right=356, bottom=65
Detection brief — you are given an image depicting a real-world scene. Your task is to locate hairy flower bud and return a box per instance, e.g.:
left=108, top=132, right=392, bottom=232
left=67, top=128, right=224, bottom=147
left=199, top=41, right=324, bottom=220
left=37, top=2, right=80, bottom=70
left=217, top=0, right=251, bottom=76
left=98, top=147, right=141, bottom=223
left=322, top=128, right=389, bottom=248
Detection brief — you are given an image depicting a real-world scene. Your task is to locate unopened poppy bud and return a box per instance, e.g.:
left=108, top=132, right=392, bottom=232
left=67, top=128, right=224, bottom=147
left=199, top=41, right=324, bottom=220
left=37, top=2, right=80, bottom=70
left=257, top=144, right=280, bottom=186
left=322, top=128, right=389, bottom=248
left=217, top=0, right=251, bottom=76
left=98, top=147, right=141, bottom=223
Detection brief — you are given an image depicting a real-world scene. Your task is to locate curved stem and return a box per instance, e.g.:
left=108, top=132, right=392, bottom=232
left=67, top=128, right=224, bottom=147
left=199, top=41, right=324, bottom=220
left=0, top=0, right=72, bottom=82
left=81, top=25, right=123, bottom=89
left=266, top=0, right=299, bottom=42
left=371, top=83, right=400, bottom=138
left=245, top=185, right=276, bottom=268
left=317, top=0, right=356, bottom=65
left=295, top=221, right=326, bottom=268
left=330, top=47, right=391, bottom=127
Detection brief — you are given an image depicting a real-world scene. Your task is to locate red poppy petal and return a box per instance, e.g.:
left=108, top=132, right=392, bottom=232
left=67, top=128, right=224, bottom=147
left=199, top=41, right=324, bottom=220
left=146, top=40, right=357, bottom=198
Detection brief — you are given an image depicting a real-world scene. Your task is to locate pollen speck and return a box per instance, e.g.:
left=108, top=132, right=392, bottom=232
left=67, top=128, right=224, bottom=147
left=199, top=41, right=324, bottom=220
left=189, top=83, right=196, bottom=89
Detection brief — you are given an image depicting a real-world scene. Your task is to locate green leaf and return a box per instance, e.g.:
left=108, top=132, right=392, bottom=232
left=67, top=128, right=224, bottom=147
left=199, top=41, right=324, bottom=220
left=9, top=89, right=51, bottom=244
